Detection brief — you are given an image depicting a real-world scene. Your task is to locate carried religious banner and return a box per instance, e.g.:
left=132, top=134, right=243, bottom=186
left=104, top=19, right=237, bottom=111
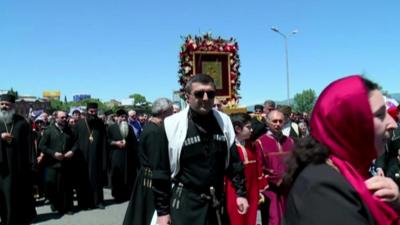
left=178, top=33, right=241, bottom=104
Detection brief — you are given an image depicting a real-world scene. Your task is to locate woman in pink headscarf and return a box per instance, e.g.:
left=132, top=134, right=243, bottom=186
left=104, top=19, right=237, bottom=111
left=283, top=75, right=400, bottom=225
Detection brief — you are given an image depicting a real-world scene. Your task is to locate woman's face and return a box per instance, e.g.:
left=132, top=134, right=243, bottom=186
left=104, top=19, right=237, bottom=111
left=235, top=122, right=253, bottom=142
left=369, top=90, right=398, bottom=155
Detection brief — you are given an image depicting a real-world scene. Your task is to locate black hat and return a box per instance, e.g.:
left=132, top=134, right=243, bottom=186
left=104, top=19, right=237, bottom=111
left=86, top=102, right=98, bottom=109
left=254, top=104, right=264, bottom=111
left=116, top=108, right=127, bottom=116
left=0, top=94, right=16, bottom=103
left=104, top=109, right=114, bottom=116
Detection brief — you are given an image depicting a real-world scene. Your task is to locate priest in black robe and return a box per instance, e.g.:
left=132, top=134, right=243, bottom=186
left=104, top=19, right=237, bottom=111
left=71, top=102, right=107, bottom=209
left=0, top=94, right=36, bottom=225
left=39, top=110, right=75, bottom=214
left=107, top=108, right=138, bottom=202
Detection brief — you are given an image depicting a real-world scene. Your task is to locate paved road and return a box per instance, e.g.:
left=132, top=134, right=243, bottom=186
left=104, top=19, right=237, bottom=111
left=32, top=188, right=262, bottom=225
left=33, top=188, right=129, bottom=225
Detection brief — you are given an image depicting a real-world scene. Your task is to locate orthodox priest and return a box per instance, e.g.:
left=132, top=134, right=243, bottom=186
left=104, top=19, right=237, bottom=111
left=0, top=94, right=36, bottom=225
left=107, top=108, right=138, bottom=202
left=153, top=74, right=249, bottom=225
left=39, top=110, right=74, bottom=214
left=123, top=98, right=173, bottom=225
left=72, top=102, right=107, bottom=209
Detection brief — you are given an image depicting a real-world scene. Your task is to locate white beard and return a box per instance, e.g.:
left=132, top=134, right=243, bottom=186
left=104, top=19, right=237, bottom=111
left=0, top=108, right=15, bottom=124
left=119, top=121, right=129, bottom=139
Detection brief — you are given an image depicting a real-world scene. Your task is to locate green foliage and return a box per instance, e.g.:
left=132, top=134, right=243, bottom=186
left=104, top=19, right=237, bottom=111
left=129, top=93, right=148, bottom=107
left=50, top=99, right=66, bottom=112
left=128, top=93, right=151, bottom=113
left=49, top=98, right=108, bottom=113
left=293, top=89, right=316, bottom=113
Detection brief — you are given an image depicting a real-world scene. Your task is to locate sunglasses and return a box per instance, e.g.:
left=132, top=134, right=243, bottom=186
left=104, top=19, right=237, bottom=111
left=192, top=90, right=216, bottom=99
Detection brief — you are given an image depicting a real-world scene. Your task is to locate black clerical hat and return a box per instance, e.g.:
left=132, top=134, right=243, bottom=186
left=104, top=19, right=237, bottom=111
left=0, top=94, right=16, bottom=103
left=87, top=102, right=98, bottom=109
left=104, top=110, right=114, bottom=116
left=254, top=104, right=263, bottom=111
left=116, top=108, right=127, bottom=116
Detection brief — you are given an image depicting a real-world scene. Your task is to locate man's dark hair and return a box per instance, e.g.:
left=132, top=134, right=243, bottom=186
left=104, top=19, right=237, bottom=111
left=230, top=113, right=251, bottom=129
left=185, top=74, right=216, bottom=94
left=254, top=104, right=264, bottom=111
left=263, top=99, right=276, bottom=108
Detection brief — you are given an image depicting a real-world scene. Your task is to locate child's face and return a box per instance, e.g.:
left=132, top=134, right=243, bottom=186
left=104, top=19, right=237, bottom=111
left=237, top=122, right=253, bottom=141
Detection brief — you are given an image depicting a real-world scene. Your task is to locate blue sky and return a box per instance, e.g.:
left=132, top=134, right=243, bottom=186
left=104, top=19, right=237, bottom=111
left=1, top=0, right=399, bottom=106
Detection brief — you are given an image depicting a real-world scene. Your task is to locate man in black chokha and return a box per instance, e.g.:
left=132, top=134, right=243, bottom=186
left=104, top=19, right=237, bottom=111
left=0, top=94, right=36, bottom=225
left=153, top=74, right=249, bottom=225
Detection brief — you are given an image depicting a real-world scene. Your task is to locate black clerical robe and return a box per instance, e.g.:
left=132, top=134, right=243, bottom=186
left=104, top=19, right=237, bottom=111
left=107, top=122, right=138, bottom=201
left=72, top=117, right=107, bottom=208
left=39, top=123, right=74, bottom=212
left=0, top=114, right=36, bottom=225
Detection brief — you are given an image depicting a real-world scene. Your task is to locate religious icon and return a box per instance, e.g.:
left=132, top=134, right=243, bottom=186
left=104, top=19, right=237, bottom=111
left=193, top=52, right=231, bottom=99
left=202, top=61, right=223, bottom=89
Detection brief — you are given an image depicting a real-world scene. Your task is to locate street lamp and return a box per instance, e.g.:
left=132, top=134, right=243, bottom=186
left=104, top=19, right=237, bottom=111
left=271, top=27, right=298, bottom=106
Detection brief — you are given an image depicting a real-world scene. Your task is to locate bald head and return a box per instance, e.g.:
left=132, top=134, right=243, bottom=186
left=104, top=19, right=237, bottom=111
left=267, top=110, right=285, bottom=133
left=128, top=110, right=136, bottom=120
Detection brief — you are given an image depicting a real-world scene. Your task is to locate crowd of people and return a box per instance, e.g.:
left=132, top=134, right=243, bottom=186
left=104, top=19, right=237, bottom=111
left=0, top=73, right=399, bottom=225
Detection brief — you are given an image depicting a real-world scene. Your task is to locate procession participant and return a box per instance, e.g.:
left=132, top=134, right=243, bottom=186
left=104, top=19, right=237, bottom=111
left=376, top=125, right=400, bottom=187
left=0, top=93, right=36, bottom=225
left=279, top=105, right=300, bottom=139
left=173, top=104, right=181, bottom=114
left=255, top=109, right=295, bottom=225
left=253, top=104, right=266, bottom=123
left=226, top=113, right=268, bottom=225
left=72, top=109, right=81, bottom=122
left=283, top=75, right=399, bottom=225
left=39, top=110, right=74, bottom=214
left=107, top=108, right=138, bottom=202
left=128, top=110, right=142, bottom=141
left=263, top=100, right=276, bottom=116
left=32, top=116, right=46, bottom=200
left=123, top=98, right=173, bottom=225
left=376, top=106, right=400, bottom=186
left=72, top=102, right=107, bottom=209
left=153, top=74, right=249, bottom=225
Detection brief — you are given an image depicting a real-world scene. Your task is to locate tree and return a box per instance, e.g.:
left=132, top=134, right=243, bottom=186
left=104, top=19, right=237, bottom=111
left=49, top=99, right=68, bottom=112
left=293, top=89, right=316, bottom=113
left=129, top=93, right=148, bottom=107
left=129, top=93, right=151, bottom=114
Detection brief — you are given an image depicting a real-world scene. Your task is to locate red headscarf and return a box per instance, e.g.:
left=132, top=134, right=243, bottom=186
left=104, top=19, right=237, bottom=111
left=311, top=75, right=399, bottom=225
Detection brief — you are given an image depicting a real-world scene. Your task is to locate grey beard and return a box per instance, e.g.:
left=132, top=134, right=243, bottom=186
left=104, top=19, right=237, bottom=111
left=119, top=121, right=129, bottom=139
left=0, top=109, right=15, bottom=124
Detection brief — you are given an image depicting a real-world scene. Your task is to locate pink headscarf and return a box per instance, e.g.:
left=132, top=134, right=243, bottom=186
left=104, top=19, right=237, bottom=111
left=311, top=75, right=399, bottom=225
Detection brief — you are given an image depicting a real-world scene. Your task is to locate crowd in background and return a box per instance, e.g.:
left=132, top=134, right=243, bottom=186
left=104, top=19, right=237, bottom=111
left=0, top=74, right=399, bottom=225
